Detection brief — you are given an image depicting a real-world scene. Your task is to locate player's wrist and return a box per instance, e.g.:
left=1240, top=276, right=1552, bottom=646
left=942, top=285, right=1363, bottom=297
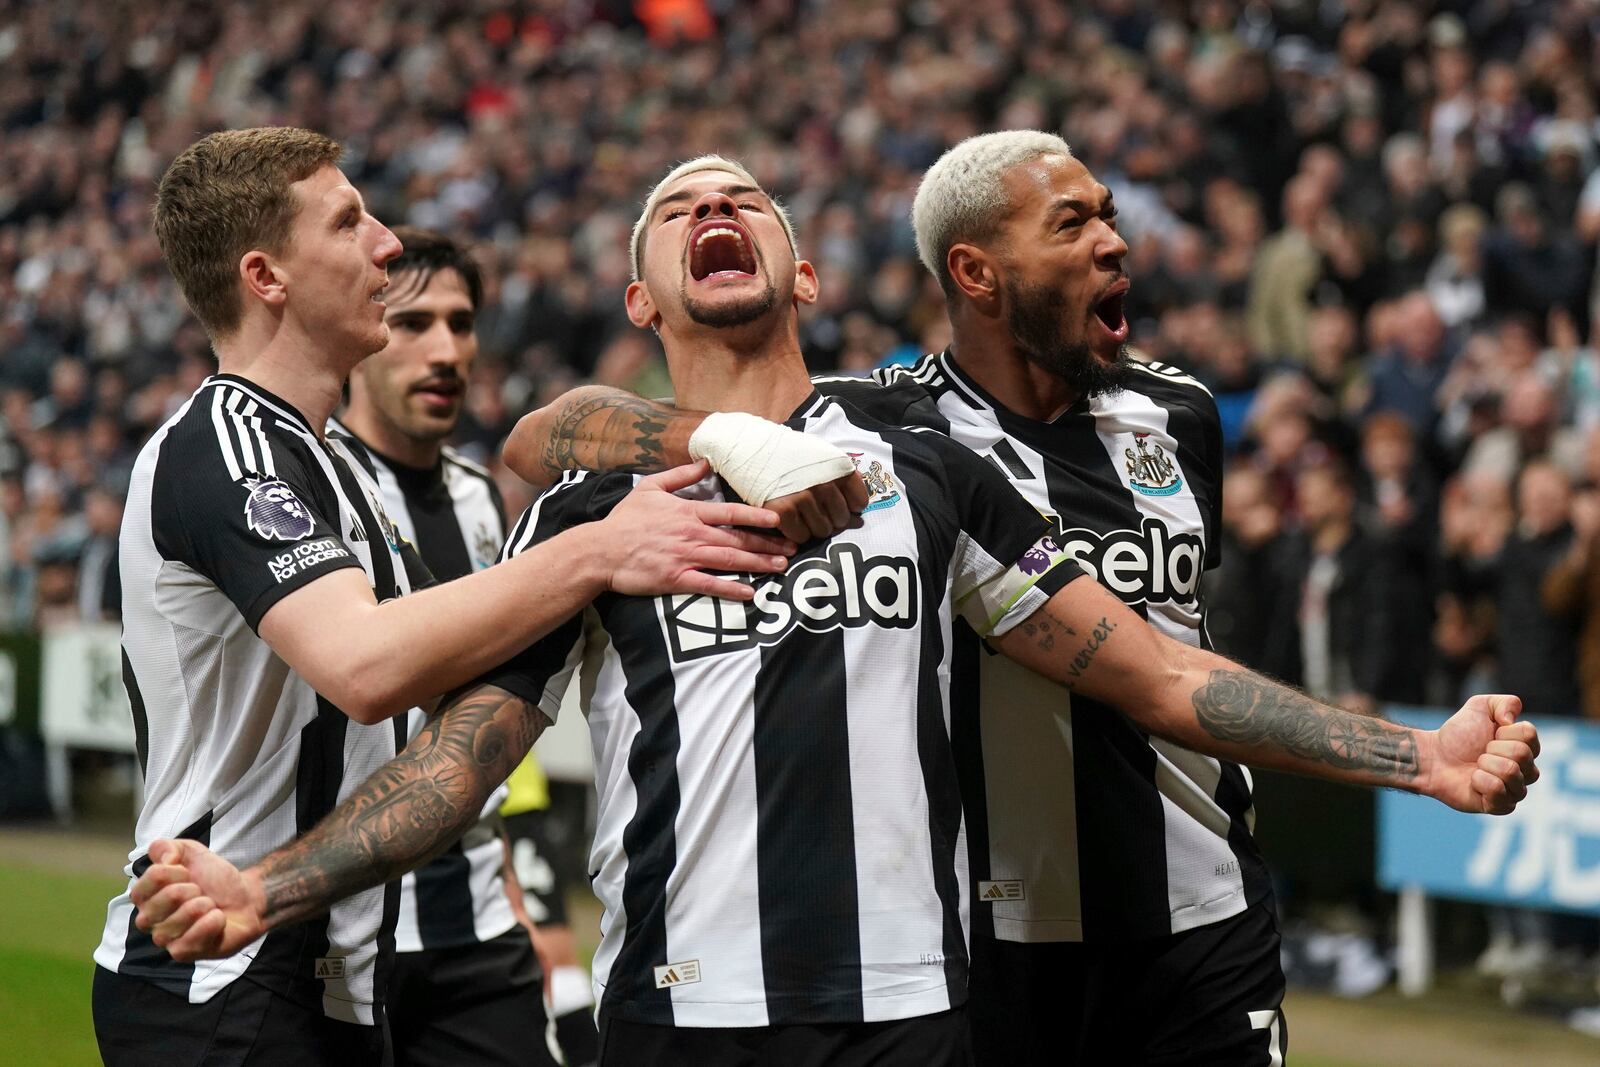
left=688, top=411, right=856, bottom=507
left=239, top=866, right=273, bottom=936
left=558, top=525, right=619, bottom=596
left=1410, top=727, right=1442, bottom=798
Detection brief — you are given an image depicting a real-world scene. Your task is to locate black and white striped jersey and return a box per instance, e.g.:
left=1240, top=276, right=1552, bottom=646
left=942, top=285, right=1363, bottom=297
left=481, top=391, right=1083, bottom=1028
left=814, top=351, right=1272, bottom=944
left=97, top=376, right=426, bottom=1023
left=331, top=421, right=518, bottom=955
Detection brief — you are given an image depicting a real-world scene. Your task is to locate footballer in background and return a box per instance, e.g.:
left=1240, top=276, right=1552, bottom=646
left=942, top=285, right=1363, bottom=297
left=335, top=226, right=598, bottom=1067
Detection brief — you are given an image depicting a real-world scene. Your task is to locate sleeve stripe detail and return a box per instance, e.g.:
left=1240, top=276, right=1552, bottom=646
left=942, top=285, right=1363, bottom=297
left=210, top=387, right=244, bottom=481
left=225, top=391, right=258, bottom=473
left=1129, top=360, right=1214, bottom=397
left=502, top=470, right=592, bottom=560
left=212, top=388, right=280, bottom=480
left=907, top=354, right=944, bottom=385
left=245, top=405, right=275, bottom=477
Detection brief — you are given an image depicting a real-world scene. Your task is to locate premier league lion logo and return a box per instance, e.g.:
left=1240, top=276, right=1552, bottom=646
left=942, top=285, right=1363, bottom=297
left=244, top=478, right=316, bottom=541
left=1017, top=535, right=1063, bottom=575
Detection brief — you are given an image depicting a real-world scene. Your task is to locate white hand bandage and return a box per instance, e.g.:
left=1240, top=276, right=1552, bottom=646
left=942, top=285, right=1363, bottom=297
left=687, top=411, right=857, bottom=506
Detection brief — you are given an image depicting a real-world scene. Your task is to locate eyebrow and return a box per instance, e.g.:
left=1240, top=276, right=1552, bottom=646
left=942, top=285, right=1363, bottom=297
left=328, top=188, right=365, bottom=219
left=653, top=184, right=766, bottom=219
left=1048, top=190, right=1116, bottom=219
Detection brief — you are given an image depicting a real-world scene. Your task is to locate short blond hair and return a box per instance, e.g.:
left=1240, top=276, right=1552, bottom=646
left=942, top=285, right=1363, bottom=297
left=154, top=127, right=343, bottom=339
left=629, top=155, right=798, bottom=281
left=912, top=130, right=1075, bottom=294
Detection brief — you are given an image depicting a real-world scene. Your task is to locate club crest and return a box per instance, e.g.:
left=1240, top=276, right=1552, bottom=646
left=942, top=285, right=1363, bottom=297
left=848, top=452, right=902, bottom=513
left=1124, top=434, right=1182, bottom=497
left=472, top=523, right=499, bottom=570
left=244, top=478, right=316, bottom=541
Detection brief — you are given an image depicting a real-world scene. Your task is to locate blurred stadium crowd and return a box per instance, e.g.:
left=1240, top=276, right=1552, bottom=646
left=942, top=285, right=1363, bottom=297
left=5, top=0, right=1600, bottom=724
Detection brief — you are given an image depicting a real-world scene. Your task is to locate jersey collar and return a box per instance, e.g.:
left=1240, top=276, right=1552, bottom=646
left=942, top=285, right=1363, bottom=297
left=937, top=347, right=1093, bottom=426
left=209, top=373, right=321, bottom=437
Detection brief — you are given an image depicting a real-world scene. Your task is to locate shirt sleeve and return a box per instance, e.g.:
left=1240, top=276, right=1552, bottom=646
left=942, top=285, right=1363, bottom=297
left=151, top=415, right=361, bottom=631
left=813, top=371, right=949, bottom=431
left=926, top=434, right=1085, bottom=638
left=470, top=472, right=633, bottom=721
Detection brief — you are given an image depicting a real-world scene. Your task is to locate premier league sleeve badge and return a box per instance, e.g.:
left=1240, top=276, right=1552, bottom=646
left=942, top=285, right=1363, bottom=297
left=244, top=478, right=317, bottom=541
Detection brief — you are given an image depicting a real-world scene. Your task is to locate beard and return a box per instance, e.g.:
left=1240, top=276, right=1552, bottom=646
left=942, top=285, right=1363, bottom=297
left=681, top=278, right=779, bottom=329
left=1006, top=277, right=1132, bottom=398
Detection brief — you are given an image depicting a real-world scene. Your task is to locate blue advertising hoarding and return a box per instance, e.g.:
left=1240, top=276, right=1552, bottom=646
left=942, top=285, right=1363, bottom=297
left=1378, top=708, right=1600, bottom=916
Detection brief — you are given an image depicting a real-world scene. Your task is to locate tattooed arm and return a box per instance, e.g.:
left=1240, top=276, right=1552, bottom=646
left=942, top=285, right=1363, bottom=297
left=990, top=575, right=1540, bottom=813
left=504, top=386, right=692, bottom=490
left=502, top=386, right=869, bottom=543
left=129, top=684, right=548, bottom=960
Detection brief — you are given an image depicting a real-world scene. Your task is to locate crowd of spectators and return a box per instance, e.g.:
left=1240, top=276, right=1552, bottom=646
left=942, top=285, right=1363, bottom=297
left=4, top=0, right=1600, bottom=731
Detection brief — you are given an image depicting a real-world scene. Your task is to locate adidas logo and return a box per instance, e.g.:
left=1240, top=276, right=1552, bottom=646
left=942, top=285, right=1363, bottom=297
left=978, top=879, right=1025, bottom=902
left=653, top=959, right=702, bottom=990
left=313, top=956, right=346, bottom=980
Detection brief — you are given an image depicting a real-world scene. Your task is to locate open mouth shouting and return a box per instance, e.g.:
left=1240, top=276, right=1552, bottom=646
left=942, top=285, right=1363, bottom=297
left=688, top=218, right=759, bottom=282
left=1092, top=277, right=1131, bottom=345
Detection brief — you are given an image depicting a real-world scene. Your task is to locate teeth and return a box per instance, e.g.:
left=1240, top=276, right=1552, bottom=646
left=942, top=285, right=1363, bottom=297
left=695, top=227, right=744, bottom=249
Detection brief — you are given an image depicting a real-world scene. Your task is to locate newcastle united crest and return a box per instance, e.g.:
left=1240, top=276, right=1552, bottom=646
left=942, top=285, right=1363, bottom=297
left=1124, top=434, right=1182, bottom=497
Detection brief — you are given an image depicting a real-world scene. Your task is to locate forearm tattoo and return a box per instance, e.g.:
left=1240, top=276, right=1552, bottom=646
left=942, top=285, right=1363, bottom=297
left=1192, top=670, right=1420, bottom=781
left=254, top=686, right=547, bottom=929
left=1016, top=612, right=1118, bottom=689
left=538, top=389, right=679, bottom=481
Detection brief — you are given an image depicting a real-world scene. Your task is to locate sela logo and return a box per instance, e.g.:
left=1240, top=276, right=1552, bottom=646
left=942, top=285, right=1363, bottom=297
left=653, top=959, right=702, bottom=989
left=1052, top=517, right=1203, bottom=606
left=662, top=543, right=919, bottom=661
left=313, top=957, right=346, bottom=980
left=978, top=879, right=1026, bottom=902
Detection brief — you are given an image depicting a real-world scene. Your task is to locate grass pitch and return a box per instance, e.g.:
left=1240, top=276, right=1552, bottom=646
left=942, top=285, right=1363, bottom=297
left=0, top=859, right=125, bottom=1066
left=0, top=835, right=1595, bottom=1066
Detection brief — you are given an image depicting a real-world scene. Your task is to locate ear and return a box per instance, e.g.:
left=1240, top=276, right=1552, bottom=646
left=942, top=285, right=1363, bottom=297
left=625, top=279, right=659, bottom=330
left=947, top=243, right=1002, bottom=313
left=792, top=259, right=819, bottom=307
left=240, top=250, right=287, bottom=311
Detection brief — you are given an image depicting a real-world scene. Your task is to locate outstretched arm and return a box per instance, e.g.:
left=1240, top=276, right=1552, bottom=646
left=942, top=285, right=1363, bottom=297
left=503, top=385, right=870, bottom=542
left=132, top=683, right=546, bottom=960
left=990, top=576, right=1539, bottom=812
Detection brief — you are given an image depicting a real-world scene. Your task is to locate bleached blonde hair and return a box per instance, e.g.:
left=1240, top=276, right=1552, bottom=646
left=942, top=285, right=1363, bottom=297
left=912, top=130, right=1075, bottom=294
left=629, top=155, right=799, bottom=281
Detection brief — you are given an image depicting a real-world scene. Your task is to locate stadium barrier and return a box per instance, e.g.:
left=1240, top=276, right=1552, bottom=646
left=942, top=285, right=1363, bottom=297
left=1379, top=708, right=1600, bottom=994
left=25, top=623, right=597, bottom=823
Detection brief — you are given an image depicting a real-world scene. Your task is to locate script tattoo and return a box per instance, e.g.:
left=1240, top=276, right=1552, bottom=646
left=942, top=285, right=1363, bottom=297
left=1019, top=612, right=1121, bottom=689
left=538, top=390, right=680, bottom=482
left=253, top=685, right=548, bottom=929
left=1063, top=616, right=1117, bottom=685
left=1192, top=670, right=1419, bottom=781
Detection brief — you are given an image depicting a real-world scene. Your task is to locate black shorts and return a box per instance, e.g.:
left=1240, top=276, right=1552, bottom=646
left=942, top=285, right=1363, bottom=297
left=93, top=965, right=388, bottom=1067
left=967, top=899, right=1287, bottom=1066
left=597, top=1007, right=972, bottom=1067
left=503, top=808, right=576, bottom=927
left=388, top=927, right=557, bottom=1067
